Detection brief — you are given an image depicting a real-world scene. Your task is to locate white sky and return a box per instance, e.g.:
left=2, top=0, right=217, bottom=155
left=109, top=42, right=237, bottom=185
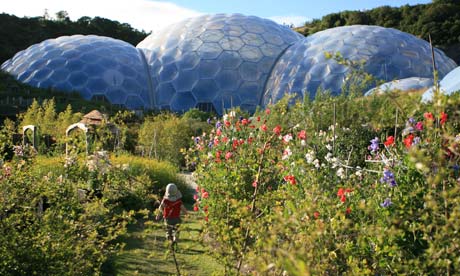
left=1, top=0, right=309, bottom=33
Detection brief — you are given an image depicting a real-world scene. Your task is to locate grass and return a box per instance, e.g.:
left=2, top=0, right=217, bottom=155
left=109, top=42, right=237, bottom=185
left=103, top=211, right=223, bottom=276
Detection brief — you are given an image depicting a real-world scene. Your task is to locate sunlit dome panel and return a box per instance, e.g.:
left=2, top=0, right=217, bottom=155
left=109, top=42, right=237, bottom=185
left=365, top=77, right=433, bottom=96
left=263, top=25, right=457, bottom=105
left=422, top=66, right=460, bottom=102
left=1, top=35, right=152, bottom=110
left=137, top=13, right=303, bottom=115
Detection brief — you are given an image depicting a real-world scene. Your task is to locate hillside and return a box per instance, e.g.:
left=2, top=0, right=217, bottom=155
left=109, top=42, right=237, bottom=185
left=295, top=1, right=460, bottom=63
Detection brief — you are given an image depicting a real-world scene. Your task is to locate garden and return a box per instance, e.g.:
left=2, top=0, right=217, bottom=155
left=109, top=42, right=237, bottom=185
left=1, top=82, right=460, bottom=275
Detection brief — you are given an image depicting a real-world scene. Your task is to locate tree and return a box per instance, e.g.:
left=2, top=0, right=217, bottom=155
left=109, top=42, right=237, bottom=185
left=55, top=10, right=69, bottom=22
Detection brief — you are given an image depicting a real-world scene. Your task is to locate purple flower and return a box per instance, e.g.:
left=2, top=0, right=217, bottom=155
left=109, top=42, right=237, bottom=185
left=239, top=116, right=243, bottom=121
left=207, top=118, right=212, bottom=124
left=380, top=169, right=397, bottom=187
left=413, top=137, right=421, bottom=145
left=215, top=121, right=222, bottom=129
left=194, top=137, right=201, bottom=144
left=368, top=137, right=379, bottom=153
left=380, top=198, right=392, bottom=208
left=208, top=141, right=213, bottom=148
left=408, top=117, right=416, bottom=125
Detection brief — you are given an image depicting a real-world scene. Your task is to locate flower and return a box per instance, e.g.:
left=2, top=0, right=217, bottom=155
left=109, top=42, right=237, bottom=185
left=403, top=134, right=414, bottom=149
left=424, top=112, right=434, bottom=121
left=380, top=169, right=397, bottom=187
left=283, top=175, right=297, bottom=185
left=252, top=180, right=258, bottom=188
left=193, top=205, right=199, bottom=211
left=440, top=112, right=448, bottom=125
left=368, top=137, right=379, bottom=153
left=241, top=118, right=249, bottom=126
left=225, top=121, right=231, bottom=127
left=336, top=167, right=345, bottom=179
left=346, top=207, right=352, bottom=214
left=337, top=188, right=352, bottom=203
left=282, top=147, right=292, bottom=160
left=225, top=152, right=233, bottom=160
left=273, top=125, right=282, bottom=135
left=313, top=212, right=320, bottom=219
left=297, top=130, right=307, bottom=140
left=282, top=134, right=293, bottom=143
left=265, top=108, right=271, bottom=115
left=415, top=121, right=423, bottom=131
left=380, top=198, right=392, bottom=208
left=383, top=136, right=395, bottom=147
left=202, top=191, right=209, bottom=199
left=261, top=124, right=268, bottom=131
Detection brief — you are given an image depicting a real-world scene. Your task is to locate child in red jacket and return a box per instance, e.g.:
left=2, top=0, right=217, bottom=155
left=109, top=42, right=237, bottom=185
left=156, top=183, right=187, bottom=243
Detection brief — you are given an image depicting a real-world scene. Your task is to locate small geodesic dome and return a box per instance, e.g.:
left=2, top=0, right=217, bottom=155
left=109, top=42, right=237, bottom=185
left=137, top=13, right=303, bottom=114
left=422, top=66, right=460, bottom=102
left=365, top=77, right=433, bottom=96
left=262, top=25, right=457, bottom=105
left=1, top=35, right=153, bottom=110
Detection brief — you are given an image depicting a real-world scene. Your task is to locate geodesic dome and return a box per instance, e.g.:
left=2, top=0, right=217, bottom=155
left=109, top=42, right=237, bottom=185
left=137, top=13, right=303, bottom=115
left=262, top=25, right=457, bottom=105
left=1, top=35, right=152, bottom=110
left=365, top=77, right=433, bottom=96
left=422, top=66, right=460, bottom=102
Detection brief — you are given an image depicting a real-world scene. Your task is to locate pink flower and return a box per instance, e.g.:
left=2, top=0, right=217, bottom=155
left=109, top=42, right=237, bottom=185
left=297, top=130, right=307, bottom=140
left=273, top=125, right=282, bottom=135
left=252, top=180, right=258, bottom=188
left=216, top=128, right=222, bottom=136
left=193, top=205, right=199, bottom=211
left=241, top=118, right=248, bottom=125
left=261, top=124, right=268, bottom=131
left=313, top=212, right=320, bottom=219
left=225, top=152, right=233, bottom=160
left=415, top=122, right=423, bottom=131
left=202, top=191, right=209, bottom=199
left=424, top=112, right=434, bottom=121
left=265, top=108, right=271, bottom=115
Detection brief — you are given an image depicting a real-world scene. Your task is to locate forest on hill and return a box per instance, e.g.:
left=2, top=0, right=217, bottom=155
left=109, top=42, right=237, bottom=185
left=296, top=0, right=460, bottom=62
left=0, top=12, right=148, bottom=64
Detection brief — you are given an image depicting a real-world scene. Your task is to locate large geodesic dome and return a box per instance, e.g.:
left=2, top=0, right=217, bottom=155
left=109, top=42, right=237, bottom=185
left=137, top=13, right=303, bottom=114
left=262, top=25, right=457, bottom=105
left=1, top=35, right=152, bottom=109
left=422, top=66, right=460, bottom=102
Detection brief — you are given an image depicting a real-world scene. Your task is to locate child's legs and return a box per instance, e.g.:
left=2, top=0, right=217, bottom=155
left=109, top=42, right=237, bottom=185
left=165, top=217, right=181, bottom=241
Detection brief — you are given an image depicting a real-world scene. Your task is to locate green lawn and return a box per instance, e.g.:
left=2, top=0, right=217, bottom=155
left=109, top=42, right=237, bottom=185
left=103, top=212, right=223, bottom=276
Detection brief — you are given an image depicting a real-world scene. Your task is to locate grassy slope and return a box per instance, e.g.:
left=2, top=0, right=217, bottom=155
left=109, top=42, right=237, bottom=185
left=104, top=212, right=223, bottom=276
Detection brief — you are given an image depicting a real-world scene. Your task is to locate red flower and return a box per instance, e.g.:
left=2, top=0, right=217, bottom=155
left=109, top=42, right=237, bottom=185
left=440, top=112, right=448, bottom=125
left=203, top=205, right=209, bottom=213
left=252, top=180, right=258, bottom=187
left=337, top=188, right=351, bottom=203
left=261, top=124, right=268, bottom=131
left=384, top=136, right=395, bottom=147
left=257, top=116, right=261, bottom=122
left=241, top=118, right=248, bottom=125
left=265, top=108, right=271, bottom=115
left=193, top=194, right=199, bottom=201
left=222, top=137, right=229, bottom=143
left=346, top=207, right=352, bottom=215
left=313, top=211, right=320, bottom=219
left=193, top=205, right=199, bottom=211
left=215, top=151, right=222, bottom=159
left=214, top=138, right=220, bottom=146
left=216, top=128, right=222, bottom=136
left=424, top=112, right=434, bottom=121
left=247, top=137, right=254, bottom=144
left=202, top=191, right=209, bottom=199
left=297, top=130, right=307, bottom=140
left=204, top=216, right=208, bottom=222
left=403, top=134, right=414, bottom=149
left=225, top=120, right=231, bottom=127
left=225, top=151, right=233, bottom=160
left=283, top=175, right=297, bottom=185
left=273, top=125, right=282, bottom=135
left=232, top=140, right=239, bottom=149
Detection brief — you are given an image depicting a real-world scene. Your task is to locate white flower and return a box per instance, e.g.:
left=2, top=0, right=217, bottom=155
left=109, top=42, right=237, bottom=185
left=314, top=159, right=320, bottom=168
left=301, top=140, right=306, bottom=147
left=305, top=150, right=316, bottom=164
left=337, top=167, right=345, bottom=179
left=326, top=144, right=332, bottom=151
left=282, top=147, right=292, bottom=160
left=355, top=170, right=362, bottom=177
left=223, top=114, right=229, bottom=121
left=282, top=134, right=293, bottom=143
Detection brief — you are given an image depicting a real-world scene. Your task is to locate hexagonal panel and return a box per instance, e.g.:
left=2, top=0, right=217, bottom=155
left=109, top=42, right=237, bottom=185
left=1, top=35, right=152, bottom=110
left=263, top=25, right=457, bottom=106
left=192, top=79, right=219, bottom=101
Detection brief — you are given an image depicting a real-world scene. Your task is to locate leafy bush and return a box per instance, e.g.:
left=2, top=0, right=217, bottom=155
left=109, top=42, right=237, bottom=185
left=187, top=92, right=460, bottom=274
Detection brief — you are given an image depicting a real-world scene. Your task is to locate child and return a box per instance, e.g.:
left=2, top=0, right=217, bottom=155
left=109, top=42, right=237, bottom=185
left=156, top=183, right=187, bottom=244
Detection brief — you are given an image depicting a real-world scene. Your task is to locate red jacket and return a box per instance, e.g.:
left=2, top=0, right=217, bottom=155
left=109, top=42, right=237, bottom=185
left=162, top=199, right=182, bottom=219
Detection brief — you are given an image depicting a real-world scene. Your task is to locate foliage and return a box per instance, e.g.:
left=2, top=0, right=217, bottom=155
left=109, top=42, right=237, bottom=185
left=187, top=89, right=460, bottom=274
left=138, top=113, right=211, bottom=167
